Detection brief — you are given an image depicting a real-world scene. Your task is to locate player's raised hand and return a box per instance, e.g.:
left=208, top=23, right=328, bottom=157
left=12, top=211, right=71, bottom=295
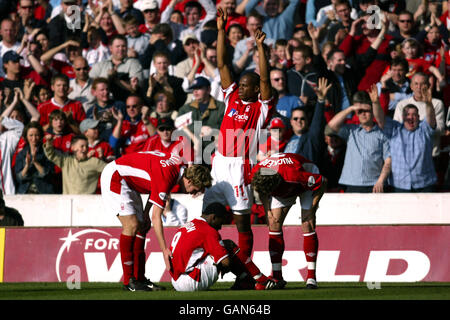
left=254, top=29, right=266, bottom=47
left=315, top=77, right=332, bottom=101
left=217, top=7, right=227, bottom=30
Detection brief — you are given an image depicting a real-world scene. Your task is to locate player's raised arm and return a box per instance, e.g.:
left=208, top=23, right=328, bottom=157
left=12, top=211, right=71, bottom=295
left=254, top=29, right=271, bottom=101
left=216, top=8, right=233, bottom=89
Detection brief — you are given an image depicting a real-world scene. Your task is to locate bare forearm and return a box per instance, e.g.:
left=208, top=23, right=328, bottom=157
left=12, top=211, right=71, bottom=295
left=378, top=157, right=391, bottom=183
left=372, top=100, right=385, bottom=129
left=327, top=108, right=353, bottom=132
left=152, top=206, right=167, bottom=251
left=425, top=102, right=437, bottom=129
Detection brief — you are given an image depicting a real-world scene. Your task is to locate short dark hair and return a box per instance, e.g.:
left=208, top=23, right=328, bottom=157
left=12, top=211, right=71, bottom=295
left=23, top=121, right=44, bottom=142
left=390, top=57, right=409, bottom=71
left=202, top=202, right=229, bottom=218
left=92, top=77, right=109, bottom=90
left=109, top=34, right=127, bottom=46
left=152, top=23, right=173, bottom=41
left=275, top=39, right=288, bottom=48
left=51, top=73, right=69, bottom=86
left=402, top=104, right=419, bottom=119
left=293, top=44, right=313, bottom=60
left=71, top=134, right=88, bottom=145
left=185, top=0, right=202, bottom=12
left=334, top=0, right=351, bottom=9
left=49, top=109, right=67, bottom=123
left=326, top=48, right=344, bottom=62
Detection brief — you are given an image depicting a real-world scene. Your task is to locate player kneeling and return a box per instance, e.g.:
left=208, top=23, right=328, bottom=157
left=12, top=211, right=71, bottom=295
left=169, top=203, right=282, bottom=291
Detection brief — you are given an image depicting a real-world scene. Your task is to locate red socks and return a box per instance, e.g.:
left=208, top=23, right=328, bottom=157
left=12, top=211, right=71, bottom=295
left=234, top=230, right=267, bottom=283
left=133, top=232, right=147, bottom=281
left=120, top=234, right=135, bottom=285
left=120, top=232, right=147, bottom=285
left=303, top=231, right=318, bottom=280
left=269, top=230, right=285, bottom=280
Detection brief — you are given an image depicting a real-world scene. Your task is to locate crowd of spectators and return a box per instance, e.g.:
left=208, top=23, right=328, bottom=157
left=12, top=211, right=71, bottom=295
left=0, top=0, right=448, bottom=213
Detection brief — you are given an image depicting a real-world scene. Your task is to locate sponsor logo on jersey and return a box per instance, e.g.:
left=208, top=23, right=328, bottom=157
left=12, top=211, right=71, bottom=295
left=227, top=108, right=237, bottom=117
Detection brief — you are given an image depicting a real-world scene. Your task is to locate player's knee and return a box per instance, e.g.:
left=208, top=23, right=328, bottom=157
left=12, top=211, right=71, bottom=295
left=122, top=217, right=139, bottom=235
left=301, top=217, right=315, bottom=233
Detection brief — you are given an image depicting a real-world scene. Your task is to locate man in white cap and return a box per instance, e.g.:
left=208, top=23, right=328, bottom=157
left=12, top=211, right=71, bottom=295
left=174, top=33, right=201, bottom=83
left=137, top=0, right=161, bottom=35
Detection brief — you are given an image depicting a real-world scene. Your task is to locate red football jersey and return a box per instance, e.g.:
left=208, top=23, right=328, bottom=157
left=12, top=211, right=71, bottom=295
left=248, top=153, right=323, bottom=198
left=113, top=151, right=185, bottom=208
left=38, top=98, right=86, bottom=127
left=88, top=140, right=115, bottom=162
left=218, top=83, right=274, bottom=160
left=169, top=217, right=229, bottom=281
left=119, top=120, right=150, bottom=154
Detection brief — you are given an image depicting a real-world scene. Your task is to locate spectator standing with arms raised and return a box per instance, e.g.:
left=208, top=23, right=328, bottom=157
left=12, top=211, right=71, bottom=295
left=327, top=90, right=392, bottom=193
left=370, top=84, right=438, bottom=192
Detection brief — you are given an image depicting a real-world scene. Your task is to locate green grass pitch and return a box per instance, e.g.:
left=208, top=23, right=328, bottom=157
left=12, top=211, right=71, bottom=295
left=0, top=282, right=449, bottom=300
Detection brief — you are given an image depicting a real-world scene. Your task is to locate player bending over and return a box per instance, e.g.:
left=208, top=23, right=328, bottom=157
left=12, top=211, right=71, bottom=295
left=169, top=202, right=283, bottom=291
left=249, top=153, right=327, bottom=289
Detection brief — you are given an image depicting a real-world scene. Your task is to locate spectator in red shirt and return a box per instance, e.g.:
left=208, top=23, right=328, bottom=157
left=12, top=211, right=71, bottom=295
left=43, top=108, right=75, bottom=193
left=339, top=14, right=393, bottom=91
left=109, top=94, right=153, bottom=155
left=218, top=0, right=247, bottom=34
left=143, top=117, right=194, bottom=165
left=37, top=74, right=86, bottom=129
left=80, top=118, right=115, bottom=163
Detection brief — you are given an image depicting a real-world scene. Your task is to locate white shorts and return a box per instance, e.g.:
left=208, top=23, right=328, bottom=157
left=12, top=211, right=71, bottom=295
left=202, top=152, right=253, bottom=213
left=100, top=161, right=144, bottom=221
left=270, top=191, right=313, bottom=210
left=171, top=256, right=218, bottom=292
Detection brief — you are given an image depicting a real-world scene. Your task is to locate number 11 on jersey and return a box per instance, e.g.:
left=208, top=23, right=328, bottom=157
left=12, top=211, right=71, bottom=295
left=234, top=184, right=248, bottom=200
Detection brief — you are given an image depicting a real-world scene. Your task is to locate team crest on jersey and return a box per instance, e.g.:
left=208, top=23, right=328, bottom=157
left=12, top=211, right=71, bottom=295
left=227, top=108, right=238, bottom=117
left=307, top=176, right=315, bottom=187
left=159, top=192, right=168, bottom=201
left=245, top=105, right=250, bottom=113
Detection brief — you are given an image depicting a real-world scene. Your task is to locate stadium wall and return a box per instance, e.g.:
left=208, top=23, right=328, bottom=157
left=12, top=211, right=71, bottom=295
left=4, top=193, right=450, bottom=226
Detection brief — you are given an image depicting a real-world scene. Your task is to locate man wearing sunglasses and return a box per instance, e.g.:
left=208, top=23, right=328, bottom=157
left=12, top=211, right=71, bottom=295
left=326, top=90, right=391, bottom=193
left=68, top=57, right=95, bottom=112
